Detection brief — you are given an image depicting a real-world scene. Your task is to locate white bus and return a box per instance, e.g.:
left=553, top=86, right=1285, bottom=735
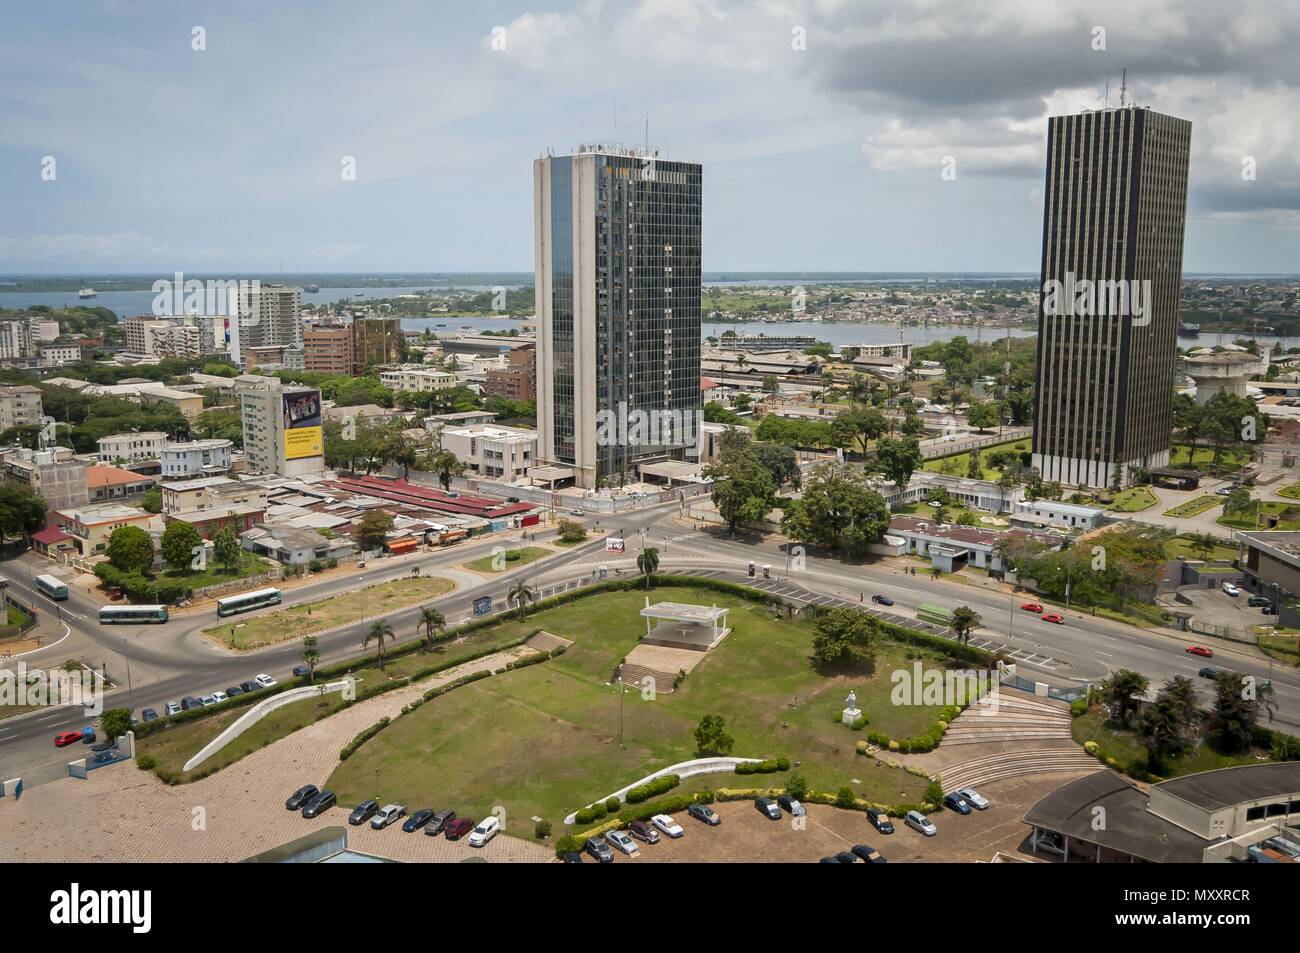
left=35, top=574, right=69, bottom=601
left=216, top=587, right=283, bottom=617
left=100, top=605, right=169, bottom=625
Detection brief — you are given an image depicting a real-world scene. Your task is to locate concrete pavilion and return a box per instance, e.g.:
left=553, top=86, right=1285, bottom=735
left=639, top=598, right=731, bottom=652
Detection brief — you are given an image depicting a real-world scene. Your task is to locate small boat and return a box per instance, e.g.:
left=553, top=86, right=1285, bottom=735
left=1178, top=323, right=1201, bottom=336
left=303, top=284, right=320, bottom=293
left=78, top=287, right=97, bottom=298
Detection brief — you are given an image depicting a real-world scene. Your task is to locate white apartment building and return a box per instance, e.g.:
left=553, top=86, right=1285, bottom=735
left=440, top=423, right=536, bottom=482
left=123, top=316, right=176, bottom=358
left=160, top=438, right=234, bottom=478
left=236, top=285, right=303, bottom=368
left=0, top=385, right=44, bottom=431
left=98, top=431, right=168, bottom=464
left=379, top=365, right=458, bottom=393
left=28, top=318, right=61, bottom=342
left=39, top=344, right=83, bottom=366
left=0, top=318, right=34, bottom=361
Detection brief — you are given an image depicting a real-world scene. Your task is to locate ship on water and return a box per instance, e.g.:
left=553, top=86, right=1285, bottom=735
left=303, top=284, right=320, bottom=293
left=1178, top=322, right=1200, bottom=336
left=77, top=287, right=97, bottom=298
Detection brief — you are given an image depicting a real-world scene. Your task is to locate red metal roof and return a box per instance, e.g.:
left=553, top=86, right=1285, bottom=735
left=32, top=527, right=72, bottom=545
left=320, top=476, right=536, bottom=519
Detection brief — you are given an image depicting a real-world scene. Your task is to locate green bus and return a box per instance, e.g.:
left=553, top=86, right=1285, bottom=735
left=100, top=605, right=169, bottom=625
left=217, top=587, right=283, bottom=617
left=35, top=574, right=69, bottom=601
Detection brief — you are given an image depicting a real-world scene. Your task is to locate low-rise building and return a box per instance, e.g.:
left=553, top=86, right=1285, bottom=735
left=439, top=423, right=536, bottom=482
left=240, top=523, right=350, bottom=565
left=483, top=343, right=536, bottom=403
left=1011, top=499, right=1107, bottom=532
left=0, top=385, right=45, bottom=432
left=1, top=446, right=88, bottom=514
left=51, top=502, right=154, bottom=556
left=86, top=465, right=155, bottom=502
left=888, top=514, right=1062, bottom=573
left=98, top=431, right=169, bottom=464
left=160, top=438, right=234, bottom=479
left=379, top=365, right=458, bottom=393
left=38, top=344, right=83, bottom=367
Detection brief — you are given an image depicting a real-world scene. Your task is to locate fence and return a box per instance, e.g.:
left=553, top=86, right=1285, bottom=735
left=0, top=591, right=38, bottom=642
left=1000, top=672, right=1088, bottom=703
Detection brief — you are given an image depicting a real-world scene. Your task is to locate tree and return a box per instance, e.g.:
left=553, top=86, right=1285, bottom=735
left=0, top=482, right=47, bottom=544
left=1209, top=672, right=1259, bottom=752
left=966, top=400, right=1001, bottom=433
left=555, top=518, right=587, bottom=543
left=302, top=635, right=320, bottom=684
left=418, top=606, right=445, bottom=651
left=810, top=607, right=878, bottom=669
left=874, top=436, right=923, bottom=501
left=160, top=520, right=202, bottom=573
left=1102, top=669, right=1150, bottom=727
left=950, top=605, right=981, bottom=645
left=140, top=486, right=162, bottom=514
left=636, top=546, right=660, bottom=588
left=430, top=449, right=466, bottom=491
left=213, top=527, right=241, bottom=573
left=100, top=708, right=133, bottom=741
left=1136, top=681, right=1193, bottom=772
left=780, top=464, right=889, bottom=558
left=105, top=525, right=154, bottom=575
left=356, top=509, right=394, bottom=550
left=967, top=450, right=983, bottom=479
left=363, top=619, right=395, bottom=671
left=752, top=442, right=801, bottom=488
left=508, top=578, right=535, bottom=619
left=785, top=774, right=809, bottom=800
left=703, top=445, right=776, bottom=535
left=694, top=713, right=735, bottom=756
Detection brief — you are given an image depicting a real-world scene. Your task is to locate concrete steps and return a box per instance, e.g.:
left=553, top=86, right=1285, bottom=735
left=616, top=663, right=678, bottom=696
left=939, top=747, right=1099, bottom=790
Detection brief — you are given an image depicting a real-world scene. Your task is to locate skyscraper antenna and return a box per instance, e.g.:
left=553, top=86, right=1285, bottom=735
left=645, top=112, right=649, bottom=155
left=1119, top=68, right=1127, bottom=107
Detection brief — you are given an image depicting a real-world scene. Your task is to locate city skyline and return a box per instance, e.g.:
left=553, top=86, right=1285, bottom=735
left=3, top=2, right=1299, bottom=275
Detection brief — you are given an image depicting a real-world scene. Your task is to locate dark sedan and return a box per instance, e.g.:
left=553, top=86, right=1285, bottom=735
left=943, top=792, right=972, bottom=815
left=867, top=808, right=895, bottom=834
left=301, top=790, right=336, bottom=818
left=348, top=799, right=379, bottom=826
left=285, top=785, right=319, bottom=811
left=402, top=809, right=435, bottom=833
left=423, top=809, right=456, bottom=836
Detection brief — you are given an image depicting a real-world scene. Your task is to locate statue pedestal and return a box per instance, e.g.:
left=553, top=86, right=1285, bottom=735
left=841, top=706, right=862, bottom=726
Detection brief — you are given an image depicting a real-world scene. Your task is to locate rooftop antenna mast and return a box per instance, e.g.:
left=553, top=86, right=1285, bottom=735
left=1119, top=68, right=1128, bottom=107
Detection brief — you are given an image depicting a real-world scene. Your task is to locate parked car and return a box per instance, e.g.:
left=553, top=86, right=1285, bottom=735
left=301, top=790, right=336, bottom=818
left=292, top=665, right=311, bottom=678
left=1222, top=582, right=1241, bottom=597
left=871, top=594, right=894, bottom=606
left=628, top=820, right=660, bottom=844
left=443, top=817, right=474, bottom=840
left=835, top=851, right=859, bottom=864
left=468, top=815, right=501, bottom=847
left=1041, top=612, right=1065, bottom=625
left=818, top=856, right=842, bottom=864
left=254, top=673, right=277, bottom=688
left=164, top=701, right=181, bottom=716
left=850, top=844, right=888, bottom=863
left=955, top=788, right=990, bottom=810
left=224, top=686, right=244, bottom=698
left=1199, top=666, right=1226, bottom=680
left=1215, top=486, right=1233, bottom=496
left=651, top=814, right=684, bottom=838
left=370, top=804, right=406, bottom=830
left=285, top=785, right=319, bottom=810
left=53, top=731, right=81, bottom=748
left=755, top=796, right=782, bottom=820
left=1263, top=605, right=1278, bottom=615
left=140, top=708, right=158, bottom=723
left=777, top=795, right=806, bottom=817
left=239, top=681, right=261, bottom=694
left=1186, top=645, right=1214, bottom=658
left=867, top=808, right=895, bottom=834
left=585, top=836, right=614, bottom=863
left=561, top=852, right=583, bottom=863
left=571, top=508, right=586, bottom=516
left=905, top=810, right=937, bottom=836
left=943, top=792, right=972, bottom=815
left=423, top=809, right=456, bottom=836
left=605, top=829, right=638, bottom=855
left=79, top=727, right=96, bottom=743
left=348, top=799, right=379, bottom=826
left=402, top=809, right=435, bottom=832
left=687, top=803, right=721, bottom=826
left=1020, top=602, right=1043, bottom=613
left=1247, top=596, right=1271, bottom=607
left=181, top=696, right=203, bottom=711
left=198, top=695, right=216, bottom=707
left=211, top=691, right=228, bottom=704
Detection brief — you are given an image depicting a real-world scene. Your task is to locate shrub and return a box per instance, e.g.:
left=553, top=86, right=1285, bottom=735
left=340, top=717, right=390, bottom=761
left=625, top=774, right=680, bottom=804
left=888, top=739, right=900, bottom=752
left=534, top=819, right=552, bottom=839
left=1071, top=698, right=1089, bottom=718
left=851, top=715, right=867, bottom=730
left=835, top=787, right=857, bottom=809
left=923, top=781, right=944, bottom=805
left=575, top=807, right=595, bottom=825
left=135, top=754, right=156, bottom=770
left=1084, top=740, right=1101, bottom=756
left=605, top=797, right=620, bottom=813
left=856, top=740, right=868, bottom=754
left=554, top=835, right=583, bottom=857
left=785, top=774, right=808, bottom=799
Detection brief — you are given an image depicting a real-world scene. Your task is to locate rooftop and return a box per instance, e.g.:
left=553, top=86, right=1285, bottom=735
left=1155, top=761, right=1300, bottom=812
left=86, top=465, right=154, bottom=488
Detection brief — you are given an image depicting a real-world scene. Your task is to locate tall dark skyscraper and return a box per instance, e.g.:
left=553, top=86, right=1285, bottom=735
left=534, top=146, right=702, bottom=489
left=1031, top=106, right=1191, bottom=488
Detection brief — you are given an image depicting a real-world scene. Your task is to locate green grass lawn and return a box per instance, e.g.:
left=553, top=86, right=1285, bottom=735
left=1072, top=709, right=1264, bottom=781
left=1167, top=444, right=1251, bottom=473
left=158, top=550, right=271, bottom=592
left=1164, top=533, right=1237, bottom=563
left=922, top=438, right=1029, bottom=480
left=138, top=623, right=532, bottom=782
left=1162, top=495, right=1222, bottom=519
left=326, top=586, right=937, bottom=829
left=463, top=546, right=550, bottom=573
left=1218, top=500, right=1300, bottom=530
left=1107, top=486, right=1159, bottom=513
left=202, top=575, right=456, bottom=649
left=6, top=604, right=32, bottom=627
left=1257, top=632, right=1300, bottom=666
left=1277, top=483, right=1300, bottom=500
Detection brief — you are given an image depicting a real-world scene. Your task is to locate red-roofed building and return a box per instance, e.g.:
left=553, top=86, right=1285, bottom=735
left=30, top=526, right=74, bottom=557
left=86, top=465, right=155, bottom=503
left=320, top=475, right=537, bottom=523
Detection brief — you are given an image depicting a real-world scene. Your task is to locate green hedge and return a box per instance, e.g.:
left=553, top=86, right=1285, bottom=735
left=94, top=562, right=192, bottom=604
left=734, top=757, right=789, bottom=775
left=340, top=716, right=390, bottom=761
left=624, top=773, right=681, bottom=804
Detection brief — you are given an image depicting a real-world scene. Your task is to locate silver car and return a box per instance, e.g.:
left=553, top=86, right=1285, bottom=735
left=955, top=787, right=990, bottom=810
left=905, top=810, right=937, bottom=836
left=370, top=804, right=406, bottom=830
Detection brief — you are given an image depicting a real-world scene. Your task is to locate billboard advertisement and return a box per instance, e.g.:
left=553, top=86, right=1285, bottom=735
left=282, top=389, right=323, bottom=460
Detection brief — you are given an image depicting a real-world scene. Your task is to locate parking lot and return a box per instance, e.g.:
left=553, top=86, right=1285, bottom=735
left=1177, top=586, right=1273, bottom=631
left=580, top=773, right=1093, bottom=863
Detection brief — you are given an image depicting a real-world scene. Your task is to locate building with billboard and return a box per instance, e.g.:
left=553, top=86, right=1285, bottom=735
left=235, top=374, right=324, bottom=477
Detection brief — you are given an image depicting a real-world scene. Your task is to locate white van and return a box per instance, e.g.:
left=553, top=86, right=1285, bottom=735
left=468, top=815, right=501, bottom=847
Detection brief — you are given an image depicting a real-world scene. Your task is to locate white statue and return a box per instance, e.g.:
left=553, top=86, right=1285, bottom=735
left=845, top=689, right=857, bottom=710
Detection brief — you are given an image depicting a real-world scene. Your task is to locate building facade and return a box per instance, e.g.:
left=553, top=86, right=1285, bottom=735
left=0, top=385, right=44, bottom=432
left=533, top=146, right=702, bottom=488
left=98, top=431, right=168, bottom=464
left=439, top=423, right=536, bottom=482
left=1032, top=106, right=1191, bottom=488
left=303, top=324, right=355, bottom=375
left=160, top=438, right=234, bottom=478
left=237, top=284, right=303, bottom=368
left=235, top=374, right=324, bottom=477
left=351, top=317, right=405, bottom=372
left=483, top=343, right=537, bottom=403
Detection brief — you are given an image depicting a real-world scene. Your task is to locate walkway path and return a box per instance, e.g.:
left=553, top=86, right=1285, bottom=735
left=0, top=644, right=555, bottom=863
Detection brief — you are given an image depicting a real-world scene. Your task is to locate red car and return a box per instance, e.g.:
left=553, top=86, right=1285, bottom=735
left=1041, top=612, right=1065, bottom=625
left=1186, top=645, right=1214, bottom=658
left=443, top=817, right=475, bottom=841
left=53, top=731, right=81, bottom=747
left=1020, top=602, right=1043, bottom=613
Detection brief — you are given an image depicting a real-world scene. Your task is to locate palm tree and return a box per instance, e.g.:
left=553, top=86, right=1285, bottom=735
left=1102, top=669, right=1150, bottom=727
left=363, top=619, right=395, bottom=671
left=637, top=547, right=660, bottom=589
left=1189, top=532, right=1220, bottom=561
left=302, top=634, right=319, bottom=684
left=950, top=605, right=981, bottom=645
left=418, top=606, right=446, bottom=651
left=508, top=578, right=536, bottom=620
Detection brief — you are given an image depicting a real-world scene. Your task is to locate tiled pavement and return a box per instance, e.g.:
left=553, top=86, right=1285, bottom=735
left=0, top=646, right=555, bottom=863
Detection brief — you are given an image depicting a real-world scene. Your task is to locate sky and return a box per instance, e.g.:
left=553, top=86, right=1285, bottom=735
left=2, top=0, right=1299, bottom=275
